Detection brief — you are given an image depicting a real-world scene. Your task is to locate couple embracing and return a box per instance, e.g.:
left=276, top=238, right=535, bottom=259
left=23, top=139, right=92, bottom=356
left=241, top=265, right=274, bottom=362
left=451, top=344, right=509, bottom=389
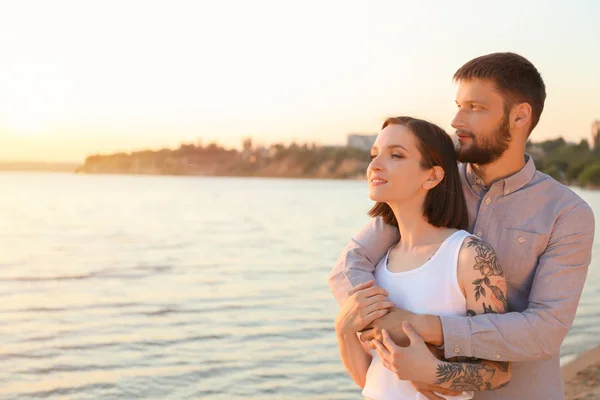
left=329, top=52, right=595, bottom=400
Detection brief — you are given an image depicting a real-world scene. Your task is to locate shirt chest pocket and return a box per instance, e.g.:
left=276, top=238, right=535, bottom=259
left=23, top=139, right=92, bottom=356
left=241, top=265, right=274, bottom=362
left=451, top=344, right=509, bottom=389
left=497, top=228, right=548, bottom=285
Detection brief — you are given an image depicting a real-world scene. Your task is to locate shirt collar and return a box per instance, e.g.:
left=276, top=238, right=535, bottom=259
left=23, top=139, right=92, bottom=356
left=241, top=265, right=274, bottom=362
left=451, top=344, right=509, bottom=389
left=464, top=154, right=536, bottom=195
left=464, top=162, right=487, bottom=195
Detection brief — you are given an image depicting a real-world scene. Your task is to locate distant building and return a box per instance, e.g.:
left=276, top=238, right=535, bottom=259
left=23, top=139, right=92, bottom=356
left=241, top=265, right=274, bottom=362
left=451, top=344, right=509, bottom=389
left=347, top=134, right=377, bottom=151
left=592, top=120, right=600, bottom=149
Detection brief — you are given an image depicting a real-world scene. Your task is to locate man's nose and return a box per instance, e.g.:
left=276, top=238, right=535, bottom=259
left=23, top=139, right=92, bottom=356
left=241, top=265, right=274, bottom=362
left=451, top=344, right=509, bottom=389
left=451, top=110, right=465, bottom=130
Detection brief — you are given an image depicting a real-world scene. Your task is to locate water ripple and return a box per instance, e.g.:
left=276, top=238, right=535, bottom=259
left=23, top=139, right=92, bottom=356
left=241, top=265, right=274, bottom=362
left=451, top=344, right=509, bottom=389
left=0, top=264, right=173, bottom=283
left=0, top=174, right=597, bottom=400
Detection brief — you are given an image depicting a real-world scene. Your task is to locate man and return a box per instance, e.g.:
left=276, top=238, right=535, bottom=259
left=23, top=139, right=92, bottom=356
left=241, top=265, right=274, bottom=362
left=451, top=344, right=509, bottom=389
left=328, top=52, right=595, bottom=399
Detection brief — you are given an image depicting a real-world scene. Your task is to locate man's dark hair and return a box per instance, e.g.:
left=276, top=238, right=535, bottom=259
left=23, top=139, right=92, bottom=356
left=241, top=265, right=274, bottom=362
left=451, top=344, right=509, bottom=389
left=454, top=52, right=546, bottom=136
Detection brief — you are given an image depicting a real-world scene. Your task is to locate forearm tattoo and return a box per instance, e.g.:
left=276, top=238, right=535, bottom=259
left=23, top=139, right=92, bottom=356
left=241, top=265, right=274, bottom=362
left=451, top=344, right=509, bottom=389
left=435, top=360, right=510, bottom=391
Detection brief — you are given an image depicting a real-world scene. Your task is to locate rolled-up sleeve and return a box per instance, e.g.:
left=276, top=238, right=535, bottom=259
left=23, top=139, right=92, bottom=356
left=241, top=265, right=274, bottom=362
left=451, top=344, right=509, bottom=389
left=441, top=201, right=595, bottom=361
left=328, top=217, right=399, bottom=305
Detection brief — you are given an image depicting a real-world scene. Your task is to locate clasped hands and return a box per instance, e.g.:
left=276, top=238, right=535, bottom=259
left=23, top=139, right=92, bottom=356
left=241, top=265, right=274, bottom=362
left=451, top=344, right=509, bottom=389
left=335, top=280, right=460, bottom=399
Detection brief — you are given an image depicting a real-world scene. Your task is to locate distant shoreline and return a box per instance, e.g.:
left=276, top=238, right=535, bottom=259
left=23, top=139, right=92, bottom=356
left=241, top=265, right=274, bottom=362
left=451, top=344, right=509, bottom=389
left=3, top=162, right=600, bottom=191
left=4, top=167, right=600, bottom=191
left=7, top=135, right=600, bottom=187
left=0, top=162, right=81, bottom=173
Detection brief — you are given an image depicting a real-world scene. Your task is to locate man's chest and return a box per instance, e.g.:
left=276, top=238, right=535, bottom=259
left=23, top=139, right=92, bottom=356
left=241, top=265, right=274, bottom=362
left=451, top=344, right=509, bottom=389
left=465, top=192, right=551, bottom=309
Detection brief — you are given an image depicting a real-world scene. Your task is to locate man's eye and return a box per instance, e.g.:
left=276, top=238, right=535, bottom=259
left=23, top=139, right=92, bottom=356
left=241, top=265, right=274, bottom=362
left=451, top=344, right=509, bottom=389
left=370, top=154, right=378, bottom=159
left=470, top=104, right=478, bottom=110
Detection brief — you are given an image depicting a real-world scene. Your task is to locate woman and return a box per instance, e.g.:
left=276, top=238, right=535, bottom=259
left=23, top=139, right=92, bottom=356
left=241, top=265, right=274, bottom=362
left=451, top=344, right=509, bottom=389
left=334, top=117, right=511, bottom=399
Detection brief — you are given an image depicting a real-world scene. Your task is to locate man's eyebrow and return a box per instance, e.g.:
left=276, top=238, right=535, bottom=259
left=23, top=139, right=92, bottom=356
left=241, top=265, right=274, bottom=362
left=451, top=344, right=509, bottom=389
left=456, top=99, right=487, bottom=104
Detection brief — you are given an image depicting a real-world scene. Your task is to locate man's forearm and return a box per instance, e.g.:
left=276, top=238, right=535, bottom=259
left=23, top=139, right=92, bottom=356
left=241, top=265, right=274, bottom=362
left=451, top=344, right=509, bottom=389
left=439, top=310, right=569, bottom=362
left=329, top=217, right=399, bottom=305
left=439, top=202, right=594, bottom=362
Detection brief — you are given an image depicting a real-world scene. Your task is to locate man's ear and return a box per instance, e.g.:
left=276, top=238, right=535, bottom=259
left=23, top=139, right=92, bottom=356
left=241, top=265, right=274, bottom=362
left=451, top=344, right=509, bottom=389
left=512, top=102, right=532, bottom=132
left=423, top=166, right=445, bottom=190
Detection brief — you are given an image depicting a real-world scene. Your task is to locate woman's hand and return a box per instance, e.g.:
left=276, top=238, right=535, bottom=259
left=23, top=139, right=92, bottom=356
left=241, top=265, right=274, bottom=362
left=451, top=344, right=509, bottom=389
left=335, top=280, right=394, bottom=335
left=371, top=323, right=439, bottom=382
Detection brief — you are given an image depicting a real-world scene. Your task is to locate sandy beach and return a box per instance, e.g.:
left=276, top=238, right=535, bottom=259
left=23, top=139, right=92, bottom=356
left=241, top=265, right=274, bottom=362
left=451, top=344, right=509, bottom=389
left=564, top=346, right=600, bottom=399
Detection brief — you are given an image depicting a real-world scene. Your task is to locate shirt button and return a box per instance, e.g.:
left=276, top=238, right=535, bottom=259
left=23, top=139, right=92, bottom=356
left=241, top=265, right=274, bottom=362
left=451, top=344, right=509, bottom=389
left=454, top=346, right=461, bottom=354
left=476, top=231, right=482, bottom=237
left=518, top=236, right=526, bottom=243
left=476, top=178, right=482, bottom=184
left=504, top=189, right=510, bottom=195
left=485, top=197, right=491, bottom=205
left=495, top=353, right=501, bottom=359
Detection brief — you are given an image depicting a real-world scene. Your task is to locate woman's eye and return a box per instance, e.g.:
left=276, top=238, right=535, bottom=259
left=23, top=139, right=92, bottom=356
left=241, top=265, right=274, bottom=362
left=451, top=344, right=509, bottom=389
left=391, top=154, right=403, bottom=159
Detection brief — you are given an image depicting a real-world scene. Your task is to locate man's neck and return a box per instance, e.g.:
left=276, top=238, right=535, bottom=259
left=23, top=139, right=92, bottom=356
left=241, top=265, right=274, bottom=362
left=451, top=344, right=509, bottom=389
left=471, top=147, right=526, bottom=187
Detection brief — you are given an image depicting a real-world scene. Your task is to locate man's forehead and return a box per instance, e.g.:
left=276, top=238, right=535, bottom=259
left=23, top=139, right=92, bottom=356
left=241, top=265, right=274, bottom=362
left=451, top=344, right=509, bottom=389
left=455, top=78, right=502, bottom=101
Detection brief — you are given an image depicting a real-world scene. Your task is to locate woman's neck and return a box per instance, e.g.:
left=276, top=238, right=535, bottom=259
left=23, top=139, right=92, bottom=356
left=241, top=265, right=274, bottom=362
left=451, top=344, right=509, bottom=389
left=387, top=200, right=455, bottom=251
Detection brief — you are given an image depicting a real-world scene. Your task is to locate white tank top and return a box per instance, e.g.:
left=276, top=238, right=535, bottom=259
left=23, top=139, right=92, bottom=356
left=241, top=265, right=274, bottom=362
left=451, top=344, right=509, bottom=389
left=362, top=229, right=475, bottom=400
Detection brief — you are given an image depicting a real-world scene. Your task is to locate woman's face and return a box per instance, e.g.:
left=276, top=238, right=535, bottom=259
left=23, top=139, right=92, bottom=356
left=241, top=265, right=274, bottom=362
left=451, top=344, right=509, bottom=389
left=368, top=124, right=433, bottom=204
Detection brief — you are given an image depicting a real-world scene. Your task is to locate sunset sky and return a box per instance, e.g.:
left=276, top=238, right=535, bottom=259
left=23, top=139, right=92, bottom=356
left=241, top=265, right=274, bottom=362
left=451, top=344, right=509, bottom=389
left=1, top=0, right=599, bottom=162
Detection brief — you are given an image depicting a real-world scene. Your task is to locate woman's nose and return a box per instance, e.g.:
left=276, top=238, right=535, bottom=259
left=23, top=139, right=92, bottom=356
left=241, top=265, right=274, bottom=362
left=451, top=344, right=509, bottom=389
left=368, top=157, right=383, bottom=172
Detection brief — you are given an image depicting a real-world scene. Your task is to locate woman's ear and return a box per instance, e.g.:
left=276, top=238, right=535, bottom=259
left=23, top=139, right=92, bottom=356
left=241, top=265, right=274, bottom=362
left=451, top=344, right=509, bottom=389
left=422, top=166, right=445, bottom=190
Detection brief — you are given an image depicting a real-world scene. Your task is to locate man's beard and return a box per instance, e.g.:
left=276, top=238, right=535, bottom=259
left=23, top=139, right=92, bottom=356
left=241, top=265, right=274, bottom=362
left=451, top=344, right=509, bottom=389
left=456, top=114, right=511, bottom=165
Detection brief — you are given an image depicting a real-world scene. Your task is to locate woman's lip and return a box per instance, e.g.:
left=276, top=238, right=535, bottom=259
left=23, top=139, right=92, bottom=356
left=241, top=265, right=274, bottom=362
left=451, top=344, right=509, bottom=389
left=370, top=180, right=387, bottom=186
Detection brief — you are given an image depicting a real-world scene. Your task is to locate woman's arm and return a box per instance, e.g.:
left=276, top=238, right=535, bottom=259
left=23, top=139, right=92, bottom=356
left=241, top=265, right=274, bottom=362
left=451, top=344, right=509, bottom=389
left=432, top=237, right=511, bottom=391
left=370, top=237, right=511, bottom=392
left=336, top=331, right=372, bottom=388
left=334, top=280, right=394, bottom=388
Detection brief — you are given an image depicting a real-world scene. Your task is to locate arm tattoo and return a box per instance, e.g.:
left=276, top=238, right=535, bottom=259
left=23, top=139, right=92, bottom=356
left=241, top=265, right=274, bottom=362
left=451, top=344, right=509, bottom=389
left=482, top=303, right=497, bottom=314
left=446, top=239, right=511, bottom=392
left=467, top=239, right=508, bottom=312
left=435, top=360, right=510, bottom=391
left=467, top=302, right=497, bottom=316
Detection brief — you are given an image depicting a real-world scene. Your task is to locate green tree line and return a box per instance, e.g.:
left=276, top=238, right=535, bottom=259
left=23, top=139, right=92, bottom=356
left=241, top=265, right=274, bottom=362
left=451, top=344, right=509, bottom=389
left=527, top=138, right=600, bottom=187
left=78, top=136, right=600, bottom=186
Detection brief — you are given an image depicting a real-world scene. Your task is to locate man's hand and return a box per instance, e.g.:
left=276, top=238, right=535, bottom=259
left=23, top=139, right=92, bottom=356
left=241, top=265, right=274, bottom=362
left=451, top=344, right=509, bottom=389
left=334, top=280, right=394, bottom=334
left=410, top=381, right=462, bottom=399
left=370, top=323, right=438, bottom=382
left=368, top=325, right=460, bottom=399
left=408, top=346, right=462, bottom=399
left=359, top=307, right=416, bottom=346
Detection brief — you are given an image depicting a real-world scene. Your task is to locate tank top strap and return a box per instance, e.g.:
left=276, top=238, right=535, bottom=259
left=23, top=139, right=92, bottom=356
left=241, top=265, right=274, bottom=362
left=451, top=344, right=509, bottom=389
left=428, top=230, right=474, bottom=284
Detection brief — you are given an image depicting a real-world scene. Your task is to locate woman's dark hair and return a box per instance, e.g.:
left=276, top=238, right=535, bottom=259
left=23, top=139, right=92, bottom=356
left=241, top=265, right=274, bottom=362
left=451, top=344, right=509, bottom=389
left=368, top=116, right=468, bottom=230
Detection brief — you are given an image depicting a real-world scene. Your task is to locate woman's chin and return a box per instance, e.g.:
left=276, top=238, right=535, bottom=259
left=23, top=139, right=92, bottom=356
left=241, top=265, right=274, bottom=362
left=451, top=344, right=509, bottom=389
left=368, top=192, right=385, bottom=202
